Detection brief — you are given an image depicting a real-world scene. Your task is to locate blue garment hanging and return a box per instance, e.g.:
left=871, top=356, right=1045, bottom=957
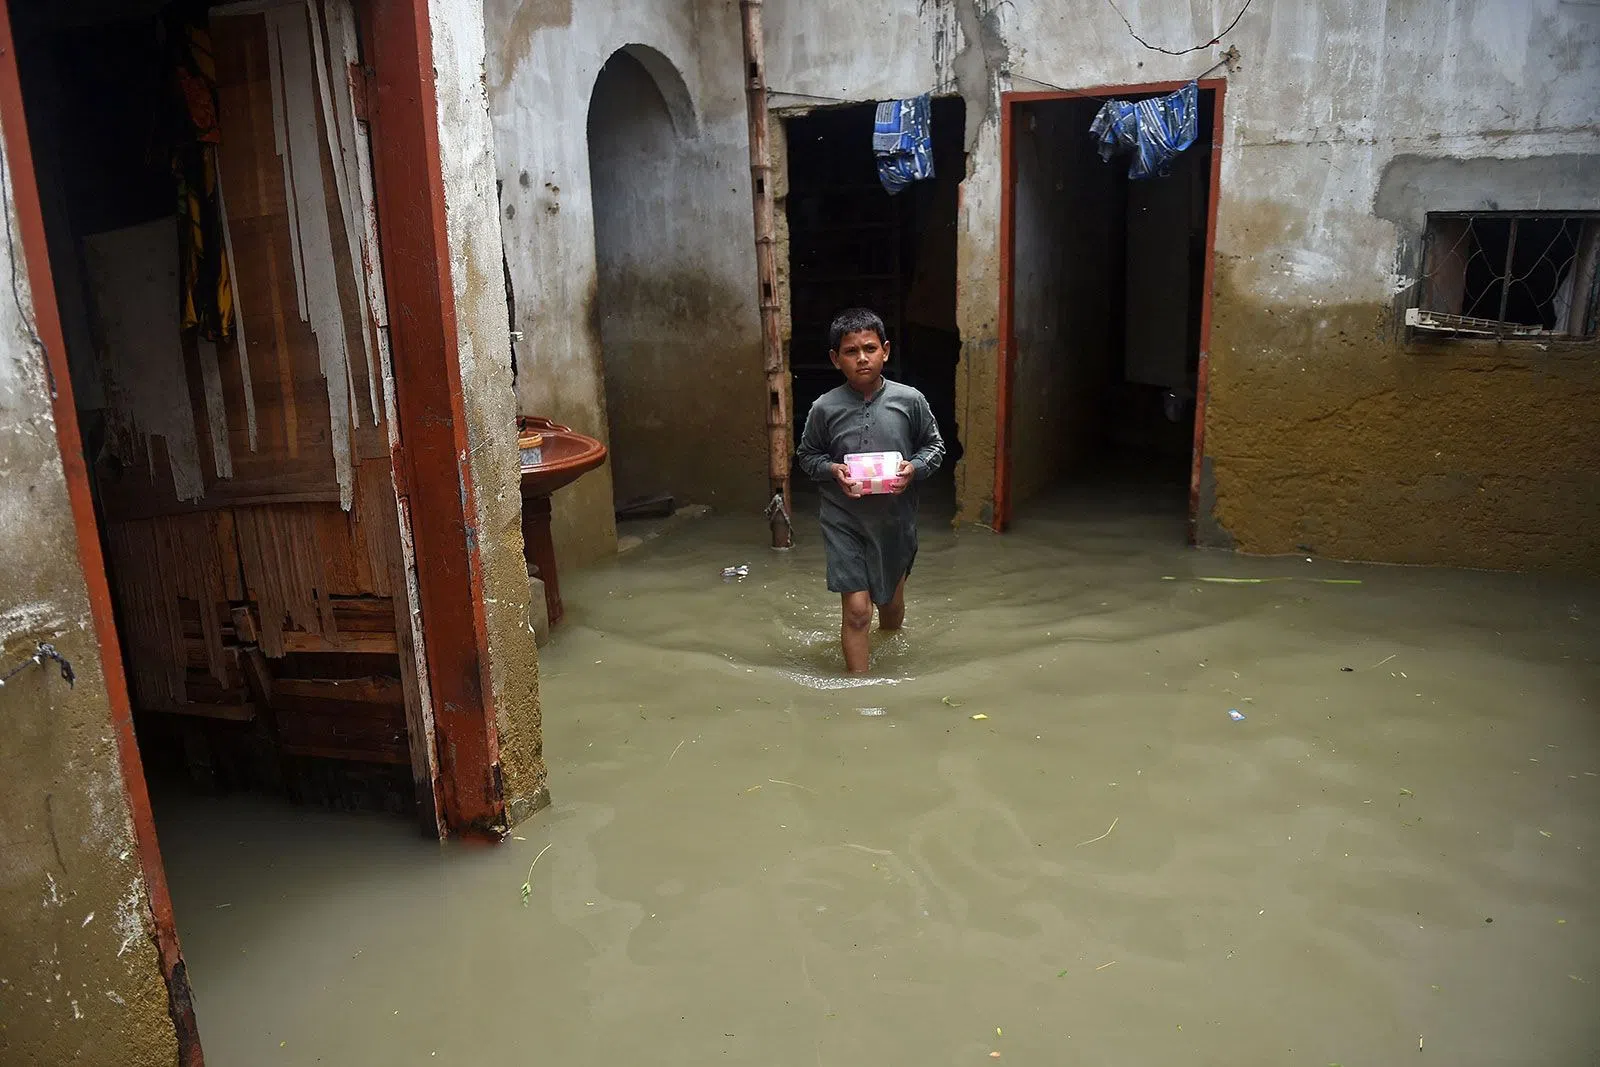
left=873, top=94, right=934, bottom=195
left=1089, top=81, right=1200, bottom=180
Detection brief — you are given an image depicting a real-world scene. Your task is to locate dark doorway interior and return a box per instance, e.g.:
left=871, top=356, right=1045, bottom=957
left=784, top=98, right=966, bottom=490
left=1007, top=89, right=1214, bottom=517
left=13, top=1, right=427, bottom=819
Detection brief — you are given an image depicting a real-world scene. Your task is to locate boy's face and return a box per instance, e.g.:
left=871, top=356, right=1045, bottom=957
left=830, top=329, right=889, bottom=392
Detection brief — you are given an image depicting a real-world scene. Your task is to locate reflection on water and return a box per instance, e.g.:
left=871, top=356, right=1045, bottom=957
left=156, top=489, right=1600, bottom=1067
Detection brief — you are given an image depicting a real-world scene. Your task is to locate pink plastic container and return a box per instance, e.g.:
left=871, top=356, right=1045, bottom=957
left=844, top=451, right=904, bottom=495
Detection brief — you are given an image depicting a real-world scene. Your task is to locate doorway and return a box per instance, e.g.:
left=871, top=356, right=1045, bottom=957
left=0, top=0, right=517, bottom=1055
left=996, top=83, right=1221, bottom=534
left=783, top=98, right=966, bottom=498
left=11, top=0, right=440, bottom=823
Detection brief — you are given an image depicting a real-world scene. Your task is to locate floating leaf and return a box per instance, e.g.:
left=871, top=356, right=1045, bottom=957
left=1399, top=788, right=1414, bottom=797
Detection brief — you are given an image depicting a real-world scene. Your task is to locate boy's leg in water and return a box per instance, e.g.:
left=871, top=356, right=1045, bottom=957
left=840, top=590, right=874, bottom=674
left=877, top=575, right=908, bottom=632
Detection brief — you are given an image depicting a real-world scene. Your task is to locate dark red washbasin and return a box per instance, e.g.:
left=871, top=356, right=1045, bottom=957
left=517, top=416, right=608, bottom=630
left=519, top=416, right=608, bottom=497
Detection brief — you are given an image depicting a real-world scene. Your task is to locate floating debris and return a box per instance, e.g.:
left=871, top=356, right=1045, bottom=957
left=1228, top=709, right=1246, bottom=722
left=721, top=564, right=752, bottom=581
left=942, top=696, right=964, bottom=707
left=970, top=713, right=988, bottom=721
left=1076, top=817, right=1119, bottom=847
left=1162, top=575, right=1363, bottom=585
left=519, top=842, right=553, bottom=906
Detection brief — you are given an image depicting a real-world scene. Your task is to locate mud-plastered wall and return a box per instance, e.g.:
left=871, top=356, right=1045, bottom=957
left=484, top=0, right=766, bottom=568
left=765, top=0, right=1600, bottom=570
left=428, top=0, right=548, bottom=818
left=0, top=130, right=179, bottom=1065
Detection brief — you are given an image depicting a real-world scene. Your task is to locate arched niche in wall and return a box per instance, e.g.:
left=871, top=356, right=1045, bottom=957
left=586, top=44, right=714, bottom=513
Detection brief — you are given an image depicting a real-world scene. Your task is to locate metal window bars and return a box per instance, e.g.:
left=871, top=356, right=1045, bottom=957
left=1412, top=213, right=1600, bottom=340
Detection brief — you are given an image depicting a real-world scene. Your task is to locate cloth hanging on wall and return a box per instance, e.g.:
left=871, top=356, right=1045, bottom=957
left=1088, top=81, right=1199, bottom=181
left=873, top=94, right=934, bottom=195
left=170, top=16, right=234, bottom=341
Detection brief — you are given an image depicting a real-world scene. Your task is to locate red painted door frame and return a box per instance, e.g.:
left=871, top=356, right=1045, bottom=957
left=357, top=0, right=508, bottom=835
left=993, top=79, right=1226, bottom=537
left=0, top=6, right=204, bottom=1064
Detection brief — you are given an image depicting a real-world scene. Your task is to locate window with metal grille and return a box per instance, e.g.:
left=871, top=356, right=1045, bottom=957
left=1409, top=213, right=1600, bottom=340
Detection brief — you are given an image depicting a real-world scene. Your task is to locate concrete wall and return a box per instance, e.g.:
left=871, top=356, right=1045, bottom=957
left=428, top=0, right=548, bottom=820
left=0, top=133, right=178, bottom=1066
left=763, top=0, right=1600, bottom=570
left=588, top=48, right=766, bottom=511
left=485, top=0, right=765, bottom=568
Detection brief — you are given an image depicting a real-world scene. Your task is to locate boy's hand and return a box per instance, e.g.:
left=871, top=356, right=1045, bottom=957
left=890, top=461, right=915, bottom=494
left=831, top=463, right=863, bottom=499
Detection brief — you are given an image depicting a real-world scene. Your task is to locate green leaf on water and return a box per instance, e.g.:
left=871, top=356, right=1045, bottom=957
left=520, top=882, right=531, bottom=907
left=1057, top=969, right=1068, bottom=977
left=1399, top=788, right=1414, bottom=797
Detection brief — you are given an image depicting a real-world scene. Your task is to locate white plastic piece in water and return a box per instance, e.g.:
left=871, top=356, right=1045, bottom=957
left=1228, top=709, right=1246, bottom=721
left=857, top=707, right=887, bottom=717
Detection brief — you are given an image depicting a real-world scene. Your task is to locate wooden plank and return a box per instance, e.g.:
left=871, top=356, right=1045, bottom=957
left=329, top=596, right=396, bottom=632
left=279, top=742, right=408, bottom=765
left=155, top=701, right=258, bottom=723
left=274, top=675, right=403, bottom=704
left=356, top=456, right=438, bottom=834
left=282, top=631, right=397, bottom=653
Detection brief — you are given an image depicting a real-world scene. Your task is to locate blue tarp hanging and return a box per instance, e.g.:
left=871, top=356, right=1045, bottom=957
left=1088, top=81, right=1199, bottom=180
left=873, top=94, right=934, bottom=195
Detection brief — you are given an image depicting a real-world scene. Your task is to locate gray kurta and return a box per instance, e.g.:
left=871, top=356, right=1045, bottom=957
left=796, top=378, right=945, bottom=604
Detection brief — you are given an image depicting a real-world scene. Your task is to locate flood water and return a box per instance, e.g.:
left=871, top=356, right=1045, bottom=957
left=155, top=487, right=1600, bottom=1065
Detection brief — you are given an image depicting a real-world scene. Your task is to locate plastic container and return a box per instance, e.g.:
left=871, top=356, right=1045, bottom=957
left=844, top=451, right=904, bottom=495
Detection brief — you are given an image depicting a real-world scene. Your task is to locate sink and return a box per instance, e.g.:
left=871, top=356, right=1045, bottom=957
left=517, top=417, right=609, bottom=630
left=518, top=416, right=608, bottom=497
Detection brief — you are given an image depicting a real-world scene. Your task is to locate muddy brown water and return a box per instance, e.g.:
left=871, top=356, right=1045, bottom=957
left=155, top=489, right=1600, bottom=1065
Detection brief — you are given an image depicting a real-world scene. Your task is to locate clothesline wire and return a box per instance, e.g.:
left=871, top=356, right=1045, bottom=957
left=771, top=50, right=1233, bottom=112
left=1012, top=52, right=1234, bottom=102
left=1104, top=0, right=1257, bottom=57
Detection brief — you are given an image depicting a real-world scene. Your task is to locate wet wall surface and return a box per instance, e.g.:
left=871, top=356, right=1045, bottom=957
left=159, top=495, right=1599, bottom=1065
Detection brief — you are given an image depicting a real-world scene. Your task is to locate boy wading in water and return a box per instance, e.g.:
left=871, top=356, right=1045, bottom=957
left=797, top=308, right=945, bottom=673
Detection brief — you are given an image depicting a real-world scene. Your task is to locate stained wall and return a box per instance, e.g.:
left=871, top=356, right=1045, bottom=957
left=0, top=127, right=180, bottom=1066
left=761, top=0, right=1600, bottom=569
left=484, top=0, right=766, bottom=568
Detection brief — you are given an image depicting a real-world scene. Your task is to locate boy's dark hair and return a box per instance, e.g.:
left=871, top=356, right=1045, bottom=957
left=829, top=307, right=887, bottom=351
